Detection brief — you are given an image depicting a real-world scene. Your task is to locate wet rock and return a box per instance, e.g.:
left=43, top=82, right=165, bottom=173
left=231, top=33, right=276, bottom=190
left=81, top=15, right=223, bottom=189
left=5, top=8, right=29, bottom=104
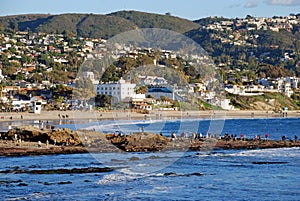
left=189, top=172, right=204, bottom=176
left=0, top=167, right=113, bottom=174
left=57, top=181, right=72, bottom=185
left=164, top=172, right=177, bottom=176
left=129, top=156, right=140, bottom=161
left=252, top=161, right=288, bottom=165
left=17, top=183, right=28, bottom=186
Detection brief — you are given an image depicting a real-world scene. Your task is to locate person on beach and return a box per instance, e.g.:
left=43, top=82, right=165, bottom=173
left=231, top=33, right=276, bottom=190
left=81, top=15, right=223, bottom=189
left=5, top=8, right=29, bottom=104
left=265, top=133, right=269, bottom=141
left=46, top=140, right=49, bottom=148
left=192, top=132, right=196, bottom=142
left=38, top=141, right=41, bottom=147
left=294, top=135, right=298, bottom=142
left=53, top=138, right=56, bottom=145
left=171, top=132, right=177, bottom=141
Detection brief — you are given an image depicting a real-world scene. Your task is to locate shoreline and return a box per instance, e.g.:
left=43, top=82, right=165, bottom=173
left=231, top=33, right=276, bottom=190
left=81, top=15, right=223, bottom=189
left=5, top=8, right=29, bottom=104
left=0, top=109, right=299, bottom=123
left=0, top=139, right=299, bottom=157
left=0, top=110, right=299, bottom=157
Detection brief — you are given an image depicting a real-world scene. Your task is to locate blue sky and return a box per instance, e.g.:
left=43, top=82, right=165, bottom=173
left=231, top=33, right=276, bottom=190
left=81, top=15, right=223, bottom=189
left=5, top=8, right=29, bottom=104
left=1, top=0, right=300, bottom=19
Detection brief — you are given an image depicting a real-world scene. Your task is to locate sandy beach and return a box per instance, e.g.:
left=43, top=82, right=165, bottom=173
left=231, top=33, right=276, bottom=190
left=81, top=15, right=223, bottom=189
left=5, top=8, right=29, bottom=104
left=0, top=109, right=299, bottom=123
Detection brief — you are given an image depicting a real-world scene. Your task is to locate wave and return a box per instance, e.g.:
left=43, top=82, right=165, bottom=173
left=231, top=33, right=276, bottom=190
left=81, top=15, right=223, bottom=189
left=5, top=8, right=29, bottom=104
left=196, top=147, right=300, bottom=158
left=96, top=172, right=142, bottom=185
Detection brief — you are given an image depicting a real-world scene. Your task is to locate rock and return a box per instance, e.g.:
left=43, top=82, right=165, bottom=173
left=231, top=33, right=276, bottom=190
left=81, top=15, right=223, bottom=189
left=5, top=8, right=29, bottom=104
left=108, top=132, right=170, bottom=152
left=57, top=181, right=72, bottom=185
left=0, top=167, right=114, bottom=174
left=17, top=183, right=28, bottom=186
left=4, top=126, right=82, bottom=145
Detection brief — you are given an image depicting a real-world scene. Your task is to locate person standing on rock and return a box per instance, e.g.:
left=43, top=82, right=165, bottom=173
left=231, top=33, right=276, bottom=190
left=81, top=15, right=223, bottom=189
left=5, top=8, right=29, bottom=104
left=265, top=133, right=269, bottom=141
left=53, top=138, right=56, bottom=145
left=46, top=140, right=49, bottom=148
left=38, top=141, right=41, bottom=147
left=171, top=132, right=177, bottom=141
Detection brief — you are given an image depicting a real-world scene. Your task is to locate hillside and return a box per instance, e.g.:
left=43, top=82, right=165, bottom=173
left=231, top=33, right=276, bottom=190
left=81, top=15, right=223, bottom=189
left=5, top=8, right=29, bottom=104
left=0, top=11, right=198, bottom=38
left=0, top=13, right=138, bottom=38
left=227, top=92, right=300, bottom=111
left=108, top=10, right=199, bottom=33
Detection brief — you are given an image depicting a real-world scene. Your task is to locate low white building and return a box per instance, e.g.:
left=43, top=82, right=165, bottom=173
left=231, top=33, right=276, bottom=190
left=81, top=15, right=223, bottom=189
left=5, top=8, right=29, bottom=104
left=95, top=78, right=136, bottom=102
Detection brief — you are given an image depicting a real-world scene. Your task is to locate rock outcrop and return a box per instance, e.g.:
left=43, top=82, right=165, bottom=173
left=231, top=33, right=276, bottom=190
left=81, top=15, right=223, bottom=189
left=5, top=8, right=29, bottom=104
left=107, top=132, right=171, bottom=152
left=1, top=126, right=299, bottom=156
left=4, top=126, right=82, bottom=145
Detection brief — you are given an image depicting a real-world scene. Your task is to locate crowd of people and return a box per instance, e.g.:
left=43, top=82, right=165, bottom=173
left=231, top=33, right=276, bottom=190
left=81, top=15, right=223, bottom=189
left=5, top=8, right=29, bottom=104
left=169, top=131, right=298, bottom=143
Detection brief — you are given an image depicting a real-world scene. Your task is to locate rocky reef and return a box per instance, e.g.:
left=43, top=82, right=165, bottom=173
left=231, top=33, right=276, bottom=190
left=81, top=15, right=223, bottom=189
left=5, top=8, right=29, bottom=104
left=4, top=126, right=82, bottom=145
left=0, top=126, right=299, bottom=156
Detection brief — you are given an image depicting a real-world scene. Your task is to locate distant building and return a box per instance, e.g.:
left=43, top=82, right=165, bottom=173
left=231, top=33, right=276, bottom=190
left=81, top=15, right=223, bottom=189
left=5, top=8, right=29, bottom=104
left=83, top=71, right=95, bottom=80
left=146, top=86, right=174, bottom=100
left=139, top=76, right=168, bottom=86
left=95, top=78, right=136, bottom=102
left=32, top=101, right=42, bottom=114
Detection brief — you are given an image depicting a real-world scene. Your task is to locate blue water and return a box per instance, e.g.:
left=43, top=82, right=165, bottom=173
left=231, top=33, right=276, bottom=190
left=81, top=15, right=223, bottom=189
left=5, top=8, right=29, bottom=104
left=1, top=118, right=299, bottom=200
left=61, top=117, right=300, bottom=140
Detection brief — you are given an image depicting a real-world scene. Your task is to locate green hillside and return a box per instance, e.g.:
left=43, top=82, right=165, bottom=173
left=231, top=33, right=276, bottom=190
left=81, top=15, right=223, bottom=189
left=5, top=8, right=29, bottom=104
left=108, top=10, right=199, bottom=33
left=0, top=11, right=198, bottom=38
left=37, top=14, right=138, bottom=38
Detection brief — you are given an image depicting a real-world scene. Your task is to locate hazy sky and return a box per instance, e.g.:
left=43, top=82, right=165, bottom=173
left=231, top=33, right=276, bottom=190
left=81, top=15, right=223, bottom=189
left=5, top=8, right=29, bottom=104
left=1, top=0, right=300, bottom=20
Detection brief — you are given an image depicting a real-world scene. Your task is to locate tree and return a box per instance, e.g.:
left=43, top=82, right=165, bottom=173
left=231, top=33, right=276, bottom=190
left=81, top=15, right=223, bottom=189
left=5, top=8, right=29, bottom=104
left=135, top=85, right=148, bottom=94
left=95, top=94, right=112, bottom=108
left=31, top=73, right=43, bottom=83
left=161, top=96, right=171, bottom=102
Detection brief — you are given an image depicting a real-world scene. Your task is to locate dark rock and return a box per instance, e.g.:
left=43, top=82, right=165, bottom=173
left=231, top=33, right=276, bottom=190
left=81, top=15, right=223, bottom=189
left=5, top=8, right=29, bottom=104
left=164, top=172, right=177, bottom=176
left=129, top=156, right=140, bottom=161
left=252, top=161, right=288, bottom=164
left=17, top=183, right=28, bottom=186
left=57, top=181, right=72, bottom=185
left=0, top=167, right=113, bottom=174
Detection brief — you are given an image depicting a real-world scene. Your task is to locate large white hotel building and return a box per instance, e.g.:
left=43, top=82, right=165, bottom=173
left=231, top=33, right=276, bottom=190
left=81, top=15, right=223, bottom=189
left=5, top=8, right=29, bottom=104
left=95, top=78, right=136, bottom=102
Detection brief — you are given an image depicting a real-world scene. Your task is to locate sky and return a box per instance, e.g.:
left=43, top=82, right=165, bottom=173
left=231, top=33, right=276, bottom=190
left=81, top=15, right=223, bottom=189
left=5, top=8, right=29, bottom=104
left=1, top=0, right=300, bottom=20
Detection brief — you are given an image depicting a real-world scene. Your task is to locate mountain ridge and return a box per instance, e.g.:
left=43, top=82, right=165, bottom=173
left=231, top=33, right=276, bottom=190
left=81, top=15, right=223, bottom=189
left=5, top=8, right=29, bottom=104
left=0, top=11, right=199, bottom=38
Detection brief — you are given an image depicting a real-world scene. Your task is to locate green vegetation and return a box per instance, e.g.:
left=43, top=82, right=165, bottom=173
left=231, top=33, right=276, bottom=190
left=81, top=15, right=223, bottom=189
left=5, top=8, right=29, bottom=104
left=0, top=11, right=198, bottom=38
left=109, top=10, right=199, bottom=33
left=227, top=92, right=300, bottom=111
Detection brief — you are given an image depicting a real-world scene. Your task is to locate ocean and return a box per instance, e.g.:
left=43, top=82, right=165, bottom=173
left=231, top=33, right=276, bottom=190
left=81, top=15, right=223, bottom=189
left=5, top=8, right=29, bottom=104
left=0, top=118, right=299, bottom=200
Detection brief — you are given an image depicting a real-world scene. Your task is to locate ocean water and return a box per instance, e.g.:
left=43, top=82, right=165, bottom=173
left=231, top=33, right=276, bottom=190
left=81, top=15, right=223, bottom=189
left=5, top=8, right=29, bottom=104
left=0, top=118, right=299, bottom=201
left=65, top=117, right=299, bottom=140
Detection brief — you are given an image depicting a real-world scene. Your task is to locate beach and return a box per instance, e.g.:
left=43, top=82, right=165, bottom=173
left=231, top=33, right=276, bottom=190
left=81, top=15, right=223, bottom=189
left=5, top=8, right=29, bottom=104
left=0, top=109, right=299, bottom=122
left=0, top=110, right=299, bottom=157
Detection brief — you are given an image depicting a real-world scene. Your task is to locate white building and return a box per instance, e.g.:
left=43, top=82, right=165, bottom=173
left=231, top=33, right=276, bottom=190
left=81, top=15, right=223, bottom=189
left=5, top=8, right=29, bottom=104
left=95, top=78, right=136, bottom=102
left=83, top=71, right=95, bottom=80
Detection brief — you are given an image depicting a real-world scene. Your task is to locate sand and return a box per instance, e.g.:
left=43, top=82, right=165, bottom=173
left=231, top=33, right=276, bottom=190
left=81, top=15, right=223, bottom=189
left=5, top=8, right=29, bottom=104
left=0, top=109, right=299, bottom=122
